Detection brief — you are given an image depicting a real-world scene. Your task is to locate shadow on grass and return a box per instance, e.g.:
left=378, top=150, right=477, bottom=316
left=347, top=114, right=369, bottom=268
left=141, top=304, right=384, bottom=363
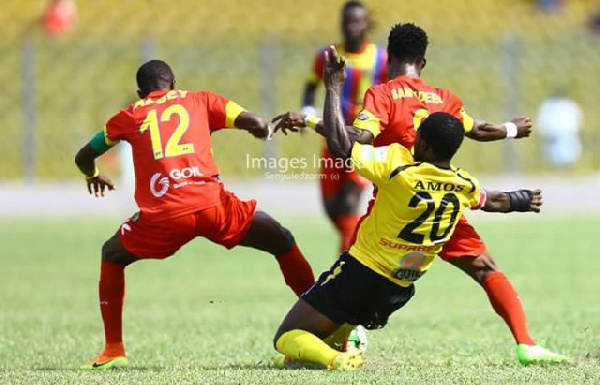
left=24, top=362, right=310, bottom=371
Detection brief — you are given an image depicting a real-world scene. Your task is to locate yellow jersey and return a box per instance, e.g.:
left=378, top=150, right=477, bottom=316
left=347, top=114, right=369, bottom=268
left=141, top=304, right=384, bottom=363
left=349, top=142, right=485, bottom=287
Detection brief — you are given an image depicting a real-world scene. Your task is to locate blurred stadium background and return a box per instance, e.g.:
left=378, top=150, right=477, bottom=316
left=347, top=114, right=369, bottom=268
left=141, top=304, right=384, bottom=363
left=2, top=0, right=600, bottom=176
left=1, top=0, right=600, bottom=217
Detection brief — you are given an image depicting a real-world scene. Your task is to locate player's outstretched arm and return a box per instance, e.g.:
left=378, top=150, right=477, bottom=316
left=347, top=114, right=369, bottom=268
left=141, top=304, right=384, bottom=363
left=75, top=143, right=116, bottom=197
left=271, top=111, right=374, bottom=144
left=234, top=112, right=272, bottom=140
left=467, top=118, right=532, bottom=142
left=480, top=189, right=542, bottom=213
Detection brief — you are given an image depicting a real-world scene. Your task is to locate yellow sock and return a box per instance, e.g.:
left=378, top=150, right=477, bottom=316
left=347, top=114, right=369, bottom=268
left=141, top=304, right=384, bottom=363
left=275, top=329, right=339, bottom=368
left=323, top=324, right=355, bottom=350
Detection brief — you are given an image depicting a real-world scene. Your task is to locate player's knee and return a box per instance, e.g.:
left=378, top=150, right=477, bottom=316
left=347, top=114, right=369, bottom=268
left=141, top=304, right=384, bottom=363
left=101, top=237, right=137, bottom=267
left=101, top=240, right=117, bottom=262
left=451, top=251, right=500, bottom=283
left=273, top=324, right=290, bottom=351
left=471, top=252, right=500, bottom=283
left=275, top=224, right=296, bottom=254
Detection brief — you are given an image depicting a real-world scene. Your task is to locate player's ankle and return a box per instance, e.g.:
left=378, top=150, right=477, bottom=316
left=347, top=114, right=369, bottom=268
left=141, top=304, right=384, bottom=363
left=517, top=342, right=537, bottom=347
left=103, top=342, right=126, bottom=357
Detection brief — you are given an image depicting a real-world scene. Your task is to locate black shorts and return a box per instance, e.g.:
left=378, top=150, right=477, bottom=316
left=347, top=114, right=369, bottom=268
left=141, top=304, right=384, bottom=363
left=301, top=252, right=415, bottom=330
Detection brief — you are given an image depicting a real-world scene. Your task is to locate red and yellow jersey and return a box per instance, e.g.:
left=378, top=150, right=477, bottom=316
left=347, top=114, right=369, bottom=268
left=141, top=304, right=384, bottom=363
left=353, top=76, right=474, bottom=148
left=309, top=42, right=388, bottom=124
left=104, top=89, right=245, bottom=220
left=349, top=142, right=485, bottom=287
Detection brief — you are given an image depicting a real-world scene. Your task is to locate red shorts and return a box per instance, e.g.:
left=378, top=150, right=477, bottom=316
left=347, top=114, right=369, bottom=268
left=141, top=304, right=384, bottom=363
left=118, top=190, right=256, bottom=259
left=319, top=147, right=368, bottom=198
left=439, top=215, right=486, bottom=260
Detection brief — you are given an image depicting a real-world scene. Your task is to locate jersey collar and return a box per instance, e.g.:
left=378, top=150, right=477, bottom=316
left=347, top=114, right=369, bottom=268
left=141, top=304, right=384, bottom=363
left=146, top=89, right=171, bottom=99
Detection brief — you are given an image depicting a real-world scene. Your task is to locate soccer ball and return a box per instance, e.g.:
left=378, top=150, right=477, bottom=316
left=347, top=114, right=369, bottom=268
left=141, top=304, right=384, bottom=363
left=344, top=325, right=368, bottom=354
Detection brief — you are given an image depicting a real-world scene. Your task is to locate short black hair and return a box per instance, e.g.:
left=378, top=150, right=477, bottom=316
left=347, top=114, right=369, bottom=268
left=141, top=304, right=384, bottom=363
left=419, top=112, right=464, bottom=161
left=136, top=60, right=175, bottom=95
left=387, top=22, right=428, bottom=63
left=342, top=0, right=365, bottom=19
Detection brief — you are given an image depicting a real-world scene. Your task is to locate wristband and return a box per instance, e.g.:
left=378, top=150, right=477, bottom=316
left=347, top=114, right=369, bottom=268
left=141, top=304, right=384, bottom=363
left=504, top=122, right=518, bottom=139
left=506, top=190, right=532, bottom=212
left=85, top=167, right=100, bottom=179
left=304, top=115, right=322, bottom=130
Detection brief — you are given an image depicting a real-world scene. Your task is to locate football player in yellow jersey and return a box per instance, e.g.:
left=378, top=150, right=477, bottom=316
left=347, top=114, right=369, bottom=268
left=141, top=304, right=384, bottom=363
left=271, top=49, right=544, bottom=370
left=275, top=23, right=570, bottom=366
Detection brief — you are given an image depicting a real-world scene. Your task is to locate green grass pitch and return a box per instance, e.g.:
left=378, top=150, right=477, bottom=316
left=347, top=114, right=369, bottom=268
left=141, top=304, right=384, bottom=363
left=0, top=216, right=599, bottom=384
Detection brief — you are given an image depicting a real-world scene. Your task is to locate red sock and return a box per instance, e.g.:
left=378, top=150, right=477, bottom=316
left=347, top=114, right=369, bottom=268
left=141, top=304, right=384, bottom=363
left=276, top=243, right=315, bottom=296
left=482, top=271, right=535, bottom=346
left=99, top=260, right=126, bottom=357
left=333, top=214, right=360, bottom=252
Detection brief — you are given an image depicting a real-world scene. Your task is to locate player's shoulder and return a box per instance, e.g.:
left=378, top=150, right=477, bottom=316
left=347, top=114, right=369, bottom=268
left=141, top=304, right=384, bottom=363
left=366, top=81, right=392, bottom=96
left=433, top=86, right=463, bottom=105
left=451, top=166, right=481, bottom=190
left=185, top=89, right=205, bottom=98
left=110, top=105, right=135, bottom=123
left=187, top=89, right=220, bottom=103
left=375, top=143, right=414, bottom=165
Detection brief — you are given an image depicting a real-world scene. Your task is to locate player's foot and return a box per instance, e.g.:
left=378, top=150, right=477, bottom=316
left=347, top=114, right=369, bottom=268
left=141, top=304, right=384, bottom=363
left=343, top=325, right=367, bottom=354
left=329, top=351, right=364, bottom=371
left=80, top=354, right=130, bottom=370
left=271, top=354, right=322, bottom=370
left=516, top=344, right=570, bottom=366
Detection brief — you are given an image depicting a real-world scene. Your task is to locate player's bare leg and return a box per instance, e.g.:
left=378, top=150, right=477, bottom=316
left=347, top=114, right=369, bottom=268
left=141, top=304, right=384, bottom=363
left=239, top=210, right=315, bottom=296
left=323, top=181, right=362, bottom=252
left=273, top=299, right=364, bottom=370
left=81, top=234, right=138, bottom=370
left=449, top=251, right=569, bottom=365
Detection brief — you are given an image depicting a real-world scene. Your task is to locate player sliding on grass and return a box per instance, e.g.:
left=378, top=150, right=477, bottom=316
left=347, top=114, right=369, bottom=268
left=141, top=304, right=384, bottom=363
left=272, top=46, right=544, bottom=370
left=273, top=23, right=569, bottom=365
left=75, top=60, right=315, bottom=370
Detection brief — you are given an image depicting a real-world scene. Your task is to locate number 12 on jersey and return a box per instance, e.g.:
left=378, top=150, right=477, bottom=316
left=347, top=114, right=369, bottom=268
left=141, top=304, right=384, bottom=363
left=140, top=104, right=194, bottom=160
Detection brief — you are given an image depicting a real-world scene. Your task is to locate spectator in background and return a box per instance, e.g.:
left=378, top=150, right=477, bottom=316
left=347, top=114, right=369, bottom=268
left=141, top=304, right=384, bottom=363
left=537, top=88, right=583, bottom=168
left=43, top=0, right=77, bottom=36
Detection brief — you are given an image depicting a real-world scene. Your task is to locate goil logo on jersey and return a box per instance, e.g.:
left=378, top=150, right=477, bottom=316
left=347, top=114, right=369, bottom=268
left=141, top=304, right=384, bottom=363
left=391, top=251, right=426, bottom=282
left=150, top=172, right=170, bottom=198
left=169, top=166, right=203, bottom=180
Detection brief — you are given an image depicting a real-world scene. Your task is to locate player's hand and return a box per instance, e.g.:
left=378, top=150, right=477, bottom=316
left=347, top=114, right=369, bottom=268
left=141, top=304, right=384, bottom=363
left=271, top=112, right=305, bottom=135
left=86, top=174, right=116, bottom=197
left=323, top=45, right=346, bottom=90
left=511, top=117, right=532, bottom=138
left=529, top=188, right=542, bottom=213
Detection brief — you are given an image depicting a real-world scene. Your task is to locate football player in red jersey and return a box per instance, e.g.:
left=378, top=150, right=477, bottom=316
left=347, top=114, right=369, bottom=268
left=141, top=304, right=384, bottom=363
left=301, top=1, right=387, bottom=252
left=75, top=60, right=315, bottom=370
left=273, top=24, right=568, bottom=365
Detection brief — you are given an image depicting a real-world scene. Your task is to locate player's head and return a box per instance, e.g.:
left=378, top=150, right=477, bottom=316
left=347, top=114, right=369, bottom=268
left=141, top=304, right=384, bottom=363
left=414, top=112, right=464, bottom=164
left=341, top=1, right=369, bottom=46
left=387, top=22, right=428, bottom=73
left=136, top=60, right=175, bottom=98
